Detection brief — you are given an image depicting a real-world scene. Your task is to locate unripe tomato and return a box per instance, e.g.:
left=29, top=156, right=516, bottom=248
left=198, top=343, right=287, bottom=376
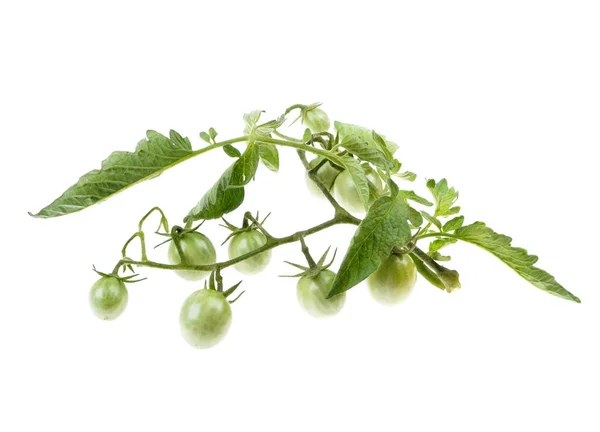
left=305, top=157, right=341, bottom=197
left=89, top=276, right=128, bottom=320
left=368, top=254, right=417, bottom=305
left=296, top=270, right=346, bottom=318
left=228, top=230, right=271, bottom=275
left=334, top=165, right=383, bottom=214
left=302, top=107, right=331, bottom=133
left=168, top=232, right=217, bottom=281
left=179, top=289, right=232, bottom=349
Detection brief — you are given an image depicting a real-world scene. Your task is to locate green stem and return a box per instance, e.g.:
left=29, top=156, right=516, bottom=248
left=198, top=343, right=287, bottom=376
left=297, top=235, right=317, bottom=269
left=114, top=216, right=357, bottom=273
left=283, top=104, right=305, bottom=116
left=193, top=136, right=249, bottom=156
left=417, top=232, right=458, bottom=241
left=296, top=150, right=358, bottom=223
left=273, top=130, right=304, bottom=143
left=255, top=136, right=345, bottom=166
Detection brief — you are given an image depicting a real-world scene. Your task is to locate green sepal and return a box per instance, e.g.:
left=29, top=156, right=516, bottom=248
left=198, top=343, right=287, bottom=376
left=280, top=246, right=337, bottom=279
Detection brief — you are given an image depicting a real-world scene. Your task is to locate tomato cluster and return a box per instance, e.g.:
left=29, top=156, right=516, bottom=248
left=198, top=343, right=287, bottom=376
left=89, top=219, right=418, bottom=348
left=89, top=153, right=417, bottom=349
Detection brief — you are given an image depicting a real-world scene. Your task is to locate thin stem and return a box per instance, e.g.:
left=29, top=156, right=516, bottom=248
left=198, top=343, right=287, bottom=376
left=138, top=206, right=169, bottom=233
left=273, top=130, right=304, bottom=143
left=121, top=232, right=147, bottom=262
left=255, top=136, right=345, bottom=166
left=243, top=211, right=274, bottom=240
left=296, top=150, right=360, bottom=224
left=283, top=104, right=305, bottom=116
left=417, top=232, right=458, bottom=241
left=192, top=136, right=249, bottom=157
left=298, top=235, right=317, bottom=269
left=215, top=267, right=223, bottom=292
left=114, top=216, right=358, bottom=273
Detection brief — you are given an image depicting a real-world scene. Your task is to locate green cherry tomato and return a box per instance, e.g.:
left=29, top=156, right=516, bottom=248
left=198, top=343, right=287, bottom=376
left=168, top=231, right=217, bottom=281
left=305, top=157, right=341, bottom=197
left=180, top=289, right=232, bottom=349
left=368, top=254, right=417, bottom=305
left=89, top=276, right=128, bottom=320
left=334, top=166, right=383, bottom=214
left=296, top=270, right=346, bottom=318
left=228, top=230, right=272, bottom=275
left=302, top=107, right=331, bottom=133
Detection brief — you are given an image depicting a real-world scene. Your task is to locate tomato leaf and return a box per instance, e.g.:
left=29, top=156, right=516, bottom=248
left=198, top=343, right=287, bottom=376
left=334, top=121, right=398, bottom=156
left=340, top=156, right=370, bottom=209
left=395, top=170, right=417, bottom=182
left=302, top=128, right=312, bottom=143
left=442, top=216, right=465, bottom=232
left=223, top=144, right=241, bottom=158
left=243, top=111, right=263, bottom=135
left=185, top=143, right=259, bottom=221
left=338, top=136, right=393, bottom=169
left=256, top=116, right=285, bottom=137
left=200, top=131, right=211, bottom=143
left=421, top=211, right=442, bottom=230
left=243, top=110, right=284, bottom=138
left=398, top=190, right=434, bottom=207
left=258, top=143, right=280, bottom=172
left=29, top=130, right=194, bottom=218
left=407, top=205, right=424, bottom=227
left=451, top=222, right=580, bottom=302
left=326, top=195, right=412, bottom=298
left=429, top=238, right=457, bottom=253
left=426, top=178, right=460, bottom=218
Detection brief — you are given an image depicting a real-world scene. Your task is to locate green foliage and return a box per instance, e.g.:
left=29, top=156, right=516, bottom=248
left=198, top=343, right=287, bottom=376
left=429, top=238, right=457, bottom=253
left=338, top=135, right=393, bottom=169
left=427, top=178, right=460, bottom=218
left=30, top=130, right=194, bottom=218
left=244, top=110, right=284, bottom=137
left=327, top=193, right=412, bottom=298
left=452, top=223, right=580, bottom=302
left=258, top=143, right=279, bottom=172
left=223, top=144, right=241, bottom=158
left=185, top=143, right=259, bottom=221
left=443, top=216, right=465, bottom=232
left=398, top=190, right=434, bottom=207
left=334, top=121, right=398, bottom=156
left=31, top=100, right=580, bottom=329
left=421, top=211, right=442, bottom=230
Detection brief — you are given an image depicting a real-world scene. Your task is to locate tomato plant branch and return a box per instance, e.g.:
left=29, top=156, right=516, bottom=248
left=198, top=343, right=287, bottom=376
left=255, top=136, right=345, bottom=166
left=113, top=215, right=358, bottom=274
left=272, top=130, right=303, bottom=143
left=416, top=232, right=458, bottom=241
left=296, top=150, right=359, bottom=224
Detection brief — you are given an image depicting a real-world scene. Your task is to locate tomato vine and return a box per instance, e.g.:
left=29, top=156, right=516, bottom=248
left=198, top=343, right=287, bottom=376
left=30, top=103, right=580, bottom=348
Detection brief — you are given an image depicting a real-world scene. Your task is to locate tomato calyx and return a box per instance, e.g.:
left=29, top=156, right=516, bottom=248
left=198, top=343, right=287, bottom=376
left=220, top=210, right=271, bottom=245
left=203, top=268, right=245, bottom=304
left=91, top=265, right=146, bottom=284
left=281, top=237, right=337, bottom=280
left=154, top=221, right=212, bottom=266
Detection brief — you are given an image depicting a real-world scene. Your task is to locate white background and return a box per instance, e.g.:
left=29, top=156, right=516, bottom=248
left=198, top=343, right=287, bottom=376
left=1, top=1, right=599, bottom=431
